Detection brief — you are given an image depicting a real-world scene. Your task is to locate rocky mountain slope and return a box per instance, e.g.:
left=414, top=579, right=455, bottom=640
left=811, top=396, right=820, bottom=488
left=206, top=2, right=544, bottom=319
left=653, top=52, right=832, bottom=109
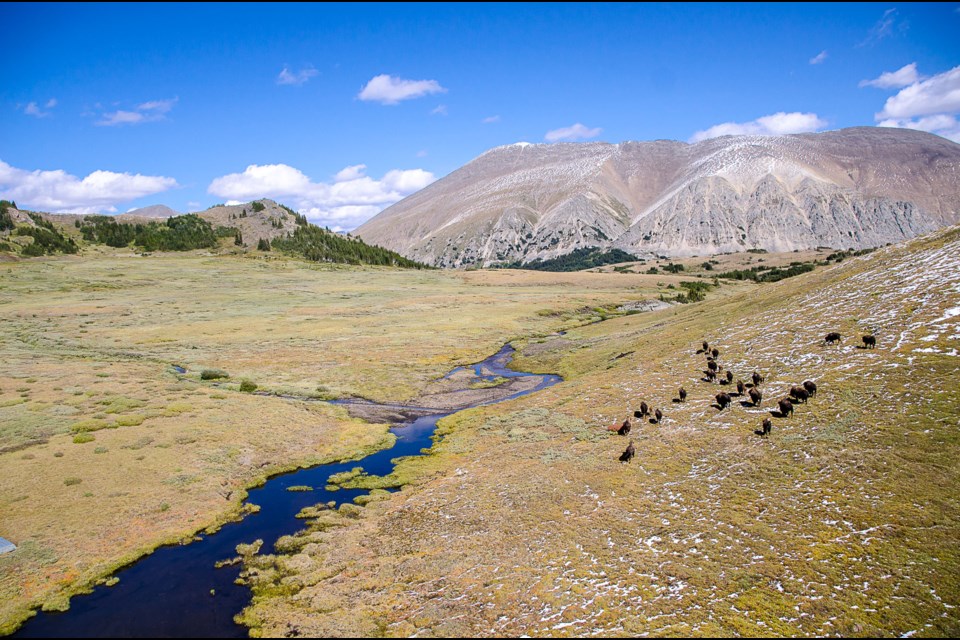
left=356, top=127, right=960, bottom=267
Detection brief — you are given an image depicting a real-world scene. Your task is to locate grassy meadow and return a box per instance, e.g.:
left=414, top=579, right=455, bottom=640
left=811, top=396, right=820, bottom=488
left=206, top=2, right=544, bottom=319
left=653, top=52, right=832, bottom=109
left=236, top=227, right=960, bottom=637
left=0, top=250, right=688, bottom=633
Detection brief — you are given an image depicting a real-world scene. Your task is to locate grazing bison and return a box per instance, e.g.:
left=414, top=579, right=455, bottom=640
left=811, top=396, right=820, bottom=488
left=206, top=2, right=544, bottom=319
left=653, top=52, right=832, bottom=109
left=748, top=387, right=762, bottom=406
left=737, top=380, right=746, bottom=396
left=726, top=370, right=734, bottom=383
left=707, top=360, right=718, bottom=372
left=862, top=335, right=876, bottom=348
left=762, top=418, right=772, bottom=436
left=803, top=380, right=818, bottom=396
left=617, top=419, right=632, bottom=436
left=619, top=440, right=636, bottom=463
left=715, top=392, right=732, bottom=410
left=679, top=386, right=687, bottom=402
left=654, top=408, right=663, bottom=424
left=711, top=348, right=720, bottom=359
left=752, top=371, right=764, bottom=387
left=790, top=386, right=809, bottom=403
left=640, top=401, right=648, bottom=417
left=706, top=369, right=717, bottom=383
left=778, top=398, right=794, bottom=417
left=702, top=341, right=709, bottom=352
left=825, top=332, right=842, bottom=344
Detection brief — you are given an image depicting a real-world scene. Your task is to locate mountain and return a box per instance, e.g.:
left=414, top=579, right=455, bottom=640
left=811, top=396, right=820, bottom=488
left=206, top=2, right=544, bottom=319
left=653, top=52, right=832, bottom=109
left=355, top=127, right=960, bottom=267
left=117, top=204, right=180, bottom=220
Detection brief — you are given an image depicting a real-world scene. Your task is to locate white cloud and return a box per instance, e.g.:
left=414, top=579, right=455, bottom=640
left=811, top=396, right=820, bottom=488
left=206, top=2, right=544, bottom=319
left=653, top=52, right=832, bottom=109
left=859, top=62, right=923, bottom=89
left=482, top=115, right=501, bottom=124
left=0, top=159, right=178, bottom=214
left=431, top=104, right=448, bottom=116
left=23, top=98, right=57, bottom=118
left=357, top=74, right=447, bottom=105
left=277, top=66, right=319, bottom=86
left=809, top=50, right=828, bottom=65
left=876, top=65, right=960, bottom=119
left=545, top=123, right=603, bottom=142
left=870, top=65, right=960, bottom=143
left=690, top=111, right=827, bottom=143
left=97, top=97, right=178, bottom=126
left=859, top=8, right=899, bottom=47
left=207, top=163, right=436, bottom=230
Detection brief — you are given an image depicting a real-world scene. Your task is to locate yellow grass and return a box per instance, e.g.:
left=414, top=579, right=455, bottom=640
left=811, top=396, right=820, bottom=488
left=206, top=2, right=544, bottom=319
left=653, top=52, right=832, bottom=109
left=0, top=251, right=663, bottom=633
left=237, top=228, right=960, bottom=637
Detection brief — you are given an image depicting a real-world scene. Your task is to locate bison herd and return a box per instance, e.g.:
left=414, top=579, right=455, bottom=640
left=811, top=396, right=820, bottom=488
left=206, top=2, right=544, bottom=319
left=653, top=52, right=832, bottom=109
left=617, top=332, right=867, bottom=463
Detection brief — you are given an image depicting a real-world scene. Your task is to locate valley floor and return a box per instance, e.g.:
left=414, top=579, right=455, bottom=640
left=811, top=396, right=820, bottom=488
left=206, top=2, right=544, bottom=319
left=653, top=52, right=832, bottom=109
left=237, top=228, right=960, bottom=637
left=0, top=252, right=667, bottom=633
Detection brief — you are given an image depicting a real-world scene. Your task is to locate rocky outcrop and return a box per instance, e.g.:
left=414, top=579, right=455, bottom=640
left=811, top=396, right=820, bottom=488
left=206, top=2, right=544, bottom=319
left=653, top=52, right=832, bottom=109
left=355, top=128, right=960, bottom=267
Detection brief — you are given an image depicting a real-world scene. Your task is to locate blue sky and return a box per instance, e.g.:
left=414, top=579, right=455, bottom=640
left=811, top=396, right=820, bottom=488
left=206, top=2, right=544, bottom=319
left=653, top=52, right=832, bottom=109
left=2, top=2, right=959, bottom=229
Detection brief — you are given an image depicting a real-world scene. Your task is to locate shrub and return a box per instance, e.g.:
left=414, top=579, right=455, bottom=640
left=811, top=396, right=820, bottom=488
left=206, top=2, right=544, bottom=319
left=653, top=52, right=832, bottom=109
left=239, top=379, right=257, bottom=393
left=64, top=477, right=82, bottom=486
left=200, top=369, right=229, bottom=380
left=73, top=433, right=95, bottom=444
left=251, top=201, right=266, bottom=213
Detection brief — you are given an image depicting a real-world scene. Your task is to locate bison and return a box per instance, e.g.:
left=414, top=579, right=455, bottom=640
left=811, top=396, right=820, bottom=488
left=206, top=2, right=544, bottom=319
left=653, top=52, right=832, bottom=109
left=711, top=348, right=720, bottom=359
left=617, top=419, right=632, bottom=436
left=862, top=335, right=876, bottom=348
left=778, top=398, right=794, bottom=417
left=752, top=371, right=764, bottom=387
left=737, top=380, right=746, bottom=396
left=748, top=387, right=762, bottom=406
left=803, top=380, right=818, bottom=396
left=825, top=332, right=842, bottom=344
left=716, top=392, right=732, bottom=410
left=707, top=360, right=718, bottom=372
left=705, top=369, right=717, bottom=383
left=726, top=370, right=734, bottom=383
left=639, top=401, right=648, bottom=417
left=679, top=386, right=687, bottom=402
left=654, top=408, right=663, bottom=424
left=762, top=418, right=772, bottom=436
left=702, top=341, right=709, bottom=352
left=790, top=386, right=809, bottom=403
left=619, top=440, right=636, bottom=463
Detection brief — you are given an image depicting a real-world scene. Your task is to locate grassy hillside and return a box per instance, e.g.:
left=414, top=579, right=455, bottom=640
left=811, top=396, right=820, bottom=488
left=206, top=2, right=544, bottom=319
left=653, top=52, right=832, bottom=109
left=237, top=225, right=960, bottom=637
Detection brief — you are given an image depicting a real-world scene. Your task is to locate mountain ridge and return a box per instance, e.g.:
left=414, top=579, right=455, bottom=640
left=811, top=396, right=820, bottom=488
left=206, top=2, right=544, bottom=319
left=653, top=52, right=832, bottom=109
left=356, top=127, right=960, bottom=267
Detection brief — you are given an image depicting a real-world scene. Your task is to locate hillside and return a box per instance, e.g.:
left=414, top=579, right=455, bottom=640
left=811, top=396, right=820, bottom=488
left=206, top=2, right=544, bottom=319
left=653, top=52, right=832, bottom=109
left=356, top=128, right=960, bottom=267
left=239, top=223, right=960, bottom=637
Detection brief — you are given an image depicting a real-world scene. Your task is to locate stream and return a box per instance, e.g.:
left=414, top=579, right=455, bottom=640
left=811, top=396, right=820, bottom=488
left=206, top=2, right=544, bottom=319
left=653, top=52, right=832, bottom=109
left=14, top=343, right=560, bottom=637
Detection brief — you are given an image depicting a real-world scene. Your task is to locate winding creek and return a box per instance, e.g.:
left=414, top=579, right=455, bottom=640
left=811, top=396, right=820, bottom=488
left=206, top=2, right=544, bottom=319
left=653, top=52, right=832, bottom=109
left=14, top=343, right=561, bottom=637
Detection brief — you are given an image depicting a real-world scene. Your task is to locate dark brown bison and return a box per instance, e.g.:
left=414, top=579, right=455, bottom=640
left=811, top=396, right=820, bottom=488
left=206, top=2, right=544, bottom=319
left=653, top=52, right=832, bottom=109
left=619, top=440, right=636, bottom=463
left=725, top=370, right=734, bottom=383
left=825, top=332, right=842, bottom=344
left=790, top=386, right=809, bottom=403
left=639, top=401, right=648, bottom=417
left=752, top=371, right=764, bottom=387
left=654, top=408, right=663, bottom=424
left=711, top=348, right=719, bottom=359
left=803, top=380, right=818, bottom=396
left=748, top=387, right=762, bottom=406
left=679, top=386, right=687, bottom=402
left=617, top=419, right=632, bottom=436
left=762, top=418, right=772, bottom=436
left=737, top=380, right=746, bottom=396
left=702, top=341, right=709, bottom=352
left=715, top=392, right=732, bottom=410
left=862, top=335, right=876, bottom=348
left=778, top=398, right=794, bottom=417
left=707, top=360, right=718, bottom=372
left=705, top=369, right=717, bottom=383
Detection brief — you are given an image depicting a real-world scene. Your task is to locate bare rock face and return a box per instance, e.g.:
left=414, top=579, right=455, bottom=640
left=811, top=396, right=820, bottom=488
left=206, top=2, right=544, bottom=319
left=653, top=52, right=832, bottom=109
left=355, top=128, right=960, bottom=267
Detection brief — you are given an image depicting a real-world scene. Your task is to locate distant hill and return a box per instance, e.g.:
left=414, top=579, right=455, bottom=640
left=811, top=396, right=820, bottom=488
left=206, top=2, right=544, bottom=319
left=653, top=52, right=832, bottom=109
left=355, top=127, right=960, bottom=267
left=117, top=204, right=180, bottom=220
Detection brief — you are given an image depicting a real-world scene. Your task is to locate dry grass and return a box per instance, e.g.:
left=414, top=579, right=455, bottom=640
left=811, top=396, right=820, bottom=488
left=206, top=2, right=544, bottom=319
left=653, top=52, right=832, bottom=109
left=0, top=251, right=656, bottom=633
left=237, top=227, right=960, bottom=637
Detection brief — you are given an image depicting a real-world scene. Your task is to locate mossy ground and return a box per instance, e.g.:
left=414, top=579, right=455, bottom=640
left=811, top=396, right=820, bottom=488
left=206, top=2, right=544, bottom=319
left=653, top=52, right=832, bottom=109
left=0, top=251, right=656, bottom=633
left=237, top=228, right=960, bottom=637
